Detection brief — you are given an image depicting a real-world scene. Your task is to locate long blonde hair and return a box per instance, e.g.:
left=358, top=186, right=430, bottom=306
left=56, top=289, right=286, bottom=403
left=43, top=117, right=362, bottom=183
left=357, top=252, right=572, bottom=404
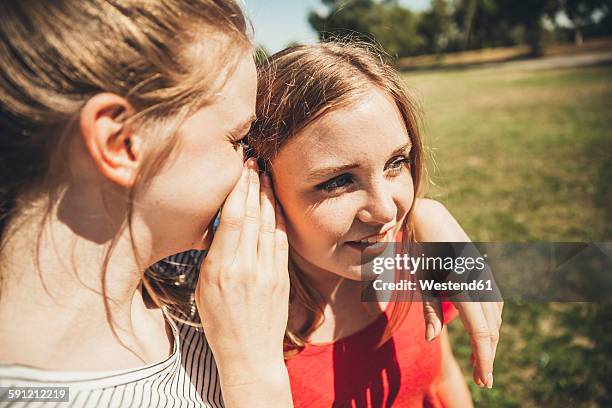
left=249, top=41, right=425, bottom=356
left=0, top=0, right=250, bottom=326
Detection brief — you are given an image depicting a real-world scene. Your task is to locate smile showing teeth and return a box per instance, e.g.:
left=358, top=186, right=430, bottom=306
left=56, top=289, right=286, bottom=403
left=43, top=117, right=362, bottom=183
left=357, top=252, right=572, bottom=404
left=345, top=228, right=393, bottom=256
left=358, top=235, right=384, bottom=244
left=353, top=228, right=393, bottom=245
left=344, top=227, right=395, bottom=255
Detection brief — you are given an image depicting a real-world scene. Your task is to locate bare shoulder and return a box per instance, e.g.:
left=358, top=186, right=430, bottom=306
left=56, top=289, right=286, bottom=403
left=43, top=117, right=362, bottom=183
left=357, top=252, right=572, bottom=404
left=413, top=198, right=470, bottom=242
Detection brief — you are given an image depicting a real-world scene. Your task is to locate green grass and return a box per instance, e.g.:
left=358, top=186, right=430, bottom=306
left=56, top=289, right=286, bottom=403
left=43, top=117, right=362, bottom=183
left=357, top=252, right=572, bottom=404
left=402, top=64, right=612, bottom=407
left=406, top=64, right=612, bottom=242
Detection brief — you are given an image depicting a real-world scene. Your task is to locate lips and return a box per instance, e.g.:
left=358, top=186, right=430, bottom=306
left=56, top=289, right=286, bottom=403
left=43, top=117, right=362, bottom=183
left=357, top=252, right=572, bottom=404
left=344, top=227, right=395, bottom=255
left=349, top=227, right=395, bottom=244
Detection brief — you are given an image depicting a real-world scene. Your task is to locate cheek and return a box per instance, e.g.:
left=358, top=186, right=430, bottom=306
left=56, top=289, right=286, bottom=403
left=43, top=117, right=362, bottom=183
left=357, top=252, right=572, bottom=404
left=278, top=190, right=340, bottom=243
left=155, top=145, right=243, bottom=218
left=398, top=175, right=415, bottom=215
left=284, top=195, right=357, bottom=258
left=198, top=150, right=244, bottom=210
left=397, top=174, right=415, bottom=216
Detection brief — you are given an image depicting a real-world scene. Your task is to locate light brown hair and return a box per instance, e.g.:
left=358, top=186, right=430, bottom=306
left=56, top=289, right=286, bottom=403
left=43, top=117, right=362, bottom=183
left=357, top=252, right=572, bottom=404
left=0, top=0, right=250, bottom=327
left=249, top=41, right=425, bottom=356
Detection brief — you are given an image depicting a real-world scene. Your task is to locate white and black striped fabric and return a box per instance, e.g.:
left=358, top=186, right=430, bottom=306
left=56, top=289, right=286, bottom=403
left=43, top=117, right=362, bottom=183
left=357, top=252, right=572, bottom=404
left=0, top=250, right=224, bottom=407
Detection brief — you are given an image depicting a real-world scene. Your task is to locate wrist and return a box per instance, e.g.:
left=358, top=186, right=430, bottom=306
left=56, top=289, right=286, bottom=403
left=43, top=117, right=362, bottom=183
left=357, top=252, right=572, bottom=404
left=216, top=353, right=288, bottom=386
left=217, top=359, right=293, bottom=408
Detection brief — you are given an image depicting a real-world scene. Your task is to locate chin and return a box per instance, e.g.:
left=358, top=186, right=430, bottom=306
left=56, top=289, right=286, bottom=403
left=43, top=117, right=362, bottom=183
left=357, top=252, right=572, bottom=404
left=334, top=253, right=384, bottom=282
left=337, top=265, right=369, bottom=281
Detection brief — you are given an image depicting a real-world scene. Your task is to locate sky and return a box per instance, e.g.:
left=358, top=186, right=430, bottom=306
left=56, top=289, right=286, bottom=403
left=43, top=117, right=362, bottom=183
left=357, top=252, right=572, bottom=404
left=243, top=0, right=432, bottom=53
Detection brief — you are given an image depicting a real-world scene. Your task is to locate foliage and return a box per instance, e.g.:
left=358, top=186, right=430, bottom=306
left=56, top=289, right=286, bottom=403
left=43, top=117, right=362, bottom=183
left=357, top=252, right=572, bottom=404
left=418, top=0, right=456, bottom=54
left=563, top=0, right=612, bottom=42
left=308, top=0, right=421, bottom=57
left=308, top=0, right=612, bottom=57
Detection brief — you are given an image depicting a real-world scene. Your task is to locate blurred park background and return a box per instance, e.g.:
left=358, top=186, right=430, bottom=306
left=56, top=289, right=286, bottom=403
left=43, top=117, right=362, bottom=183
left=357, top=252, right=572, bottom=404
left=246, top=0, right=611, bottom=406
left=415, top=58, right=611, bottom=407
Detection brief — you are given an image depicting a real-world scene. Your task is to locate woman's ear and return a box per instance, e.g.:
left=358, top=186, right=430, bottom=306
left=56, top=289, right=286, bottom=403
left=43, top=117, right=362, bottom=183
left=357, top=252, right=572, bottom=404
left=80, top=93, right=143, bottom=187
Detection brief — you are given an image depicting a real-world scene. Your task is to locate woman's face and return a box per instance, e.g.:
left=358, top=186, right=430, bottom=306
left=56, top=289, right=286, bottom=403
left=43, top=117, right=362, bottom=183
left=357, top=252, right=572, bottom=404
left=137, top=53, right=257, bottom=259
left=271, top=87, right=414, bottom=280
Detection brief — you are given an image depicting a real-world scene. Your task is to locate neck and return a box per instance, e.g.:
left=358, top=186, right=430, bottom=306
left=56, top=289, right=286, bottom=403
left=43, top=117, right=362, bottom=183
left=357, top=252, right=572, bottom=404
left=290, top=249, right=357, bottom=307
left=0, top=192, right=164, bottom=368
left=289, top=249, right=382, bottom=344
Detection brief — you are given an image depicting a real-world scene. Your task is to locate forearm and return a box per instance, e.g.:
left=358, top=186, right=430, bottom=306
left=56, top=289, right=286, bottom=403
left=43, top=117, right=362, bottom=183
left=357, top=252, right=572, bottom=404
left=216, top=357, right=294, bottom=407
left=436, top=329, right=473, bottom=408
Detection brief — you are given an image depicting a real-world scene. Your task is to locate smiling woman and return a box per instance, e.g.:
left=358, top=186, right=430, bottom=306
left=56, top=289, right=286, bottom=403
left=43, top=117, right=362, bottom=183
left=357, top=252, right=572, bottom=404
left=250, top=42, right=424, bottom=346
left=249, top=41, right=474, bottom=407
left=271, top=86, right=416, bottom=275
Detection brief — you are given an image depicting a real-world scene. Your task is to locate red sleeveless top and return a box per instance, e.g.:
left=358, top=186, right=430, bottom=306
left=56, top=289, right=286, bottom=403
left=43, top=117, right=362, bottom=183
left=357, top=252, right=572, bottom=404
left=285, top=229, right=459, bottom=407
left=285, top=300, right=457, bottom=407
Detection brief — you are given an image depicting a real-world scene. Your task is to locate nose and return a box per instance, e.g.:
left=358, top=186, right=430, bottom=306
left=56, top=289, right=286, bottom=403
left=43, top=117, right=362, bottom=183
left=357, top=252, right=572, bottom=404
left=357, top=182, right=397, bottom=225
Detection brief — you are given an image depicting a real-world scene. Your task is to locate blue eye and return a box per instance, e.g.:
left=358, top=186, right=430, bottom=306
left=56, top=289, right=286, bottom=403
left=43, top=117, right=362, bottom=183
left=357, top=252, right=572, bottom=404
left=318, top=173, right=353, bottom=192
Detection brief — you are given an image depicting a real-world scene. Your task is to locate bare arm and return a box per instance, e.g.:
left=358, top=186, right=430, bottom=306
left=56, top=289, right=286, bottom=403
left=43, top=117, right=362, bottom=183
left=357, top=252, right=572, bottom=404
left=436, top=328, right=473, bottom=408
left=414, top=198, right=503, bottom=389
left=413, top=198, right=470, bottom=243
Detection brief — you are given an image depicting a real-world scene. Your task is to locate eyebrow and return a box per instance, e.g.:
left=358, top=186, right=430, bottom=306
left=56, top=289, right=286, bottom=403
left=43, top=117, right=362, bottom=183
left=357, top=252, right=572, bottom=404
left=229, top=114, right=256, bottom=137
left=391, top=141, right=413, bottom=156
left=306, top=141, right=413, bottom=182
left=307, top=163, right=360, bottom=182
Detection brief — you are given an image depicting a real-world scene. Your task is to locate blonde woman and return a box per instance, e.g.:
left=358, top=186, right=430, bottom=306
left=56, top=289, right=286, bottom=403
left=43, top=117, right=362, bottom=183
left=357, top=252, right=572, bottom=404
left=0, top=1, right=291, bottom=407
left=249, top=43, right=502, bottom=407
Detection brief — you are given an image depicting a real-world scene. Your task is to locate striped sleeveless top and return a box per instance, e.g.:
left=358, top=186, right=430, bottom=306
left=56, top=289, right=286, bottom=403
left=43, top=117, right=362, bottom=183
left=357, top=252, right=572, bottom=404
left=0, top=251, right=222, bottom=407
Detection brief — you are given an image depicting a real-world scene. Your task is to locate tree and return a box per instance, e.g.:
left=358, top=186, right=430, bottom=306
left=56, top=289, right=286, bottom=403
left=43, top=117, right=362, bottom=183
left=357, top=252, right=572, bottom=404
left=452, top=0, right=561, bottom=55
left=563, top=0, right=612, bottom=44
left=453, top=0, right=516, bottom=50
left=369, top=2, right=421, bottom=57
left=417, top=0, right=456, bottom=54
left=308, top=0, right=421, bottom=57
left=308, top=0, right=376, bottom=42
left=458, top=0, right=478, bottom=50
left=496, top=0, right=560, bottom=56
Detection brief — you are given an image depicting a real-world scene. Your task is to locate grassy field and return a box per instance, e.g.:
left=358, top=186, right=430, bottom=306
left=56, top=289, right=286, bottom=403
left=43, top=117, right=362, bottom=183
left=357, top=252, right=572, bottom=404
left=398, top=37, right=612, bottom=70
left=402, top=63, right=612, bottom=407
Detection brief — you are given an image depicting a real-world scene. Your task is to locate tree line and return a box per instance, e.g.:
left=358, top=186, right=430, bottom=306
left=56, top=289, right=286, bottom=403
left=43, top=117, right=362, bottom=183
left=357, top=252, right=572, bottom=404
left=306, top=0, right=612, bottom=57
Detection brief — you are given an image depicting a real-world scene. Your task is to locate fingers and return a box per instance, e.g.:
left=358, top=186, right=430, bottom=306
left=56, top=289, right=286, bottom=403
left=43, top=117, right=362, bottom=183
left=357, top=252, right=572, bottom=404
left=422, top=300, right=444, bottom=342
left=205, top=158, right=288, bottom=286
left=483, top=302, right=501, bottom=376
left=206, top=162, right=250, bottom=264
left=239, top=159, right=261, bottom=264
left=258, top=174, right=276, bottom=262
left=274, top=201, right=289, bottom=277
left=254, top=169, right=289, bottom=283
left=456, top=301, right=494, bottom=388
